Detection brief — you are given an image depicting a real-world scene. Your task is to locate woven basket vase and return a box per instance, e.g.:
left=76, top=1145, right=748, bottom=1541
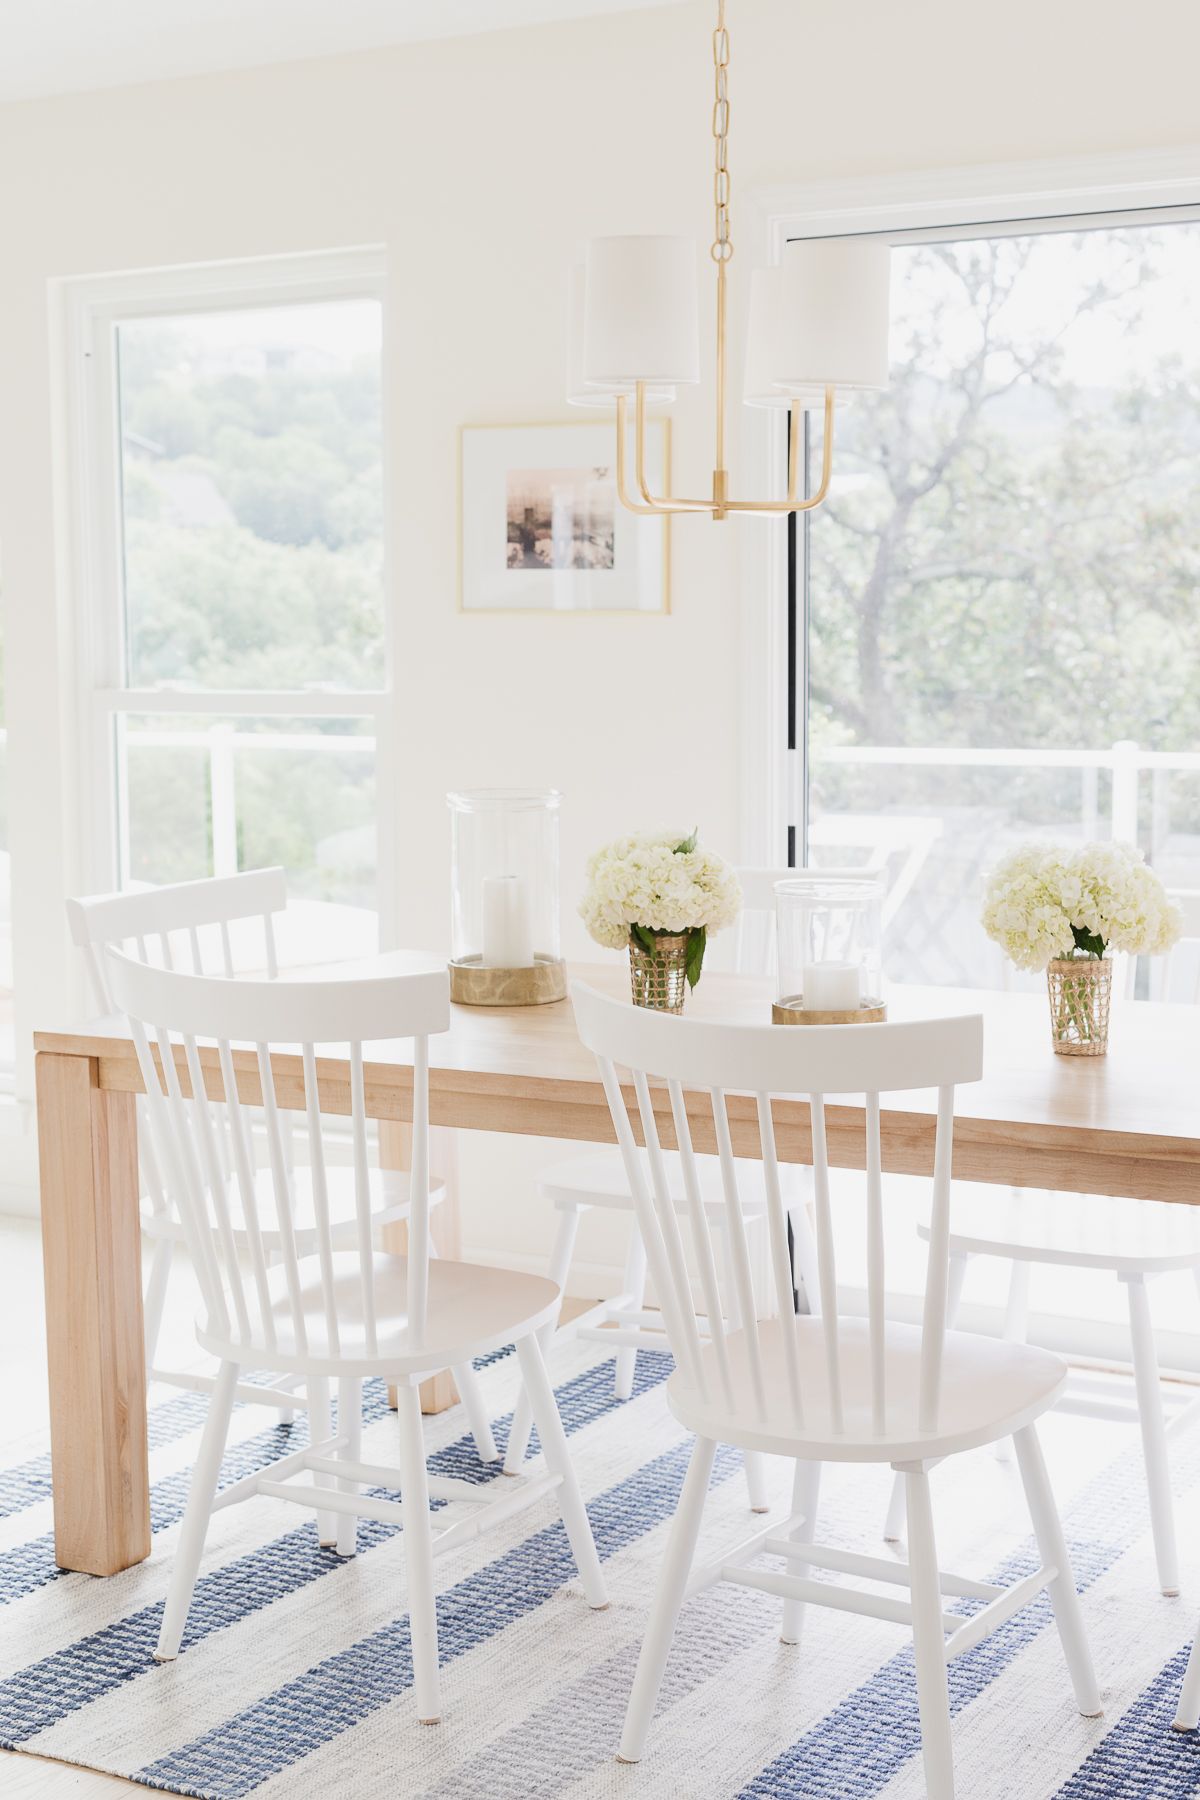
left=1046, top=955, right=1113, bottom=1056
left=628, top=933, right=690, bottom=1014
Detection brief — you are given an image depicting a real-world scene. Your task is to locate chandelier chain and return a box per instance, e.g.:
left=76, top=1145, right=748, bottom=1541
left=711, top=0, right=732, bottom=263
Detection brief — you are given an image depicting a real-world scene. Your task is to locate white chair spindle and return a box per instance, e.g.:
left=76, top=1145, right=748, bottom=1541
left=218, top=1036, right=277, bottom=1350
left=128, top=1018, right=220, bottom=1330
left=597, top=1056, right=702, bottom=1389
left=187, top=925, right=204, bottom=974
left=263, top=913, right=280, bottom=980
left=302, top=1042, right=341, bottom=1358
left=349, top=1043, right=378, bottom=1356
left=710, top=1088, right=768, bottom=1422
left=755, top=1092, right=806, bottom=1429
left=256, top=1040, right=308, bottom=1355
left=667, top=1080, right=734, bottom=1408
left=918, top=1084, right=956, bottom=1434
left=149, top=1021, right=230, bottom=1336
left=807, top=1094, right=844, bottom=1433
left=633, top=1069, right=707, bottom=1394
left=182, top=1034, right=251, bottom=1343
left=219, top=919, right=235, bottom=978
left=865, top=1091, right=886, bottom=1437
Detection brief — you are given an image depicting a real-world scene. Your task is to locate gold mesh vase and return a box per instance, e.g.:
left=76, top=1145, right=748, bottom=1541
left=629, top=933, right=690, bottom=1013
left=1046, top=956, right=1113, bottom=1056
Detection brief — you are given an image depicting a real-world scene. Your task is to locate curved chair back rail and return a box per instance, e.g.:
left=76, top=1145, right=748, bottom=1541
left=105, top=946, right=450, bottom=1365
left=67, top=866, right=289, bottom=1012
left=572, top=978, right=984, bottom=1441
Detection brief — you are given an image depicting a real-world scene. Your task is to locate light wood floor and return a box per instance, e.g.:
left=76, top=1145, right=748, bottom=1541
left=0, top=1218, right=599, bottom=1796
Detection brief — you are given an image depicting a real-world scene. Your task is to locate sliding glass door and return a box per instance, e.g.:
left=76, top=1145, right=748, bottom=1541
left=798, top=212, right=1200, bottom=993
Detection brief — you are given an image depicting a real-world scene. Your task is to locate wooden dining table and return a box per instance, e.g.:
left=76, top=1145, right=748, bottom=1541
left=33, top=956, right=1200, bottom=1581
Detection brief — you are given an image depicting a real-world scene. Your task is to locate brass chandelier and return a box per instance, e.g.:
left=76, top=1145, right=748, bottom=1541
left=568, top=0, right=892, bottom=521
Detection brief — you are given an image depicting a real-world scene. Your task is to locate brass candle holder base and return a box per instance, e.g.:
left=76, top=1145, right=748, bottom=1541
left=772, top=997, right=888, bottom=1026
left=449, top=954, right=567, bottom=1007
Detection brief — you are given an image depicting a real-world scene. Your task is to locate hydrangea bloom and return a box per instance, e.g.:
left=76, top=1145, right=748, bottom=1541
left=579, top=829, right=742, bottom=966
left=982, top=840, right=1181, bottom=972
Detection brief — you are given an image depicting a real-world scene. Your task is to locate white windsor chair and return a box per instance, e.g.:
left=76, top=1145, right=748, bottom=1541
left=504, top=867, right=821, bottom=1513
left=104, top=949, right=607, bottom=1723
left=68, top=872, right=497, bottom=1463
left=573, top=982, right=1099, bottom=1799
left=884, top=891, right=1200, bottom=1596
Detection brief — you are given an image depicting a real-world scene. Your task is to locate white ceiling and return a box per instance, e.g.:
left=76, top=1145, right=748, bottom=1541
left=0, top=0, right=682, bottom=103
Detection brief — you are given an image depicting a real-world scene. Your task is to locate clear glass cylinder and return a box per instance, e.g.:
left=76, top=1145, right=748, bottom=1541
left=447, top=789, right=564, bottom=1004
left=774, top=871, right=885, bottom=1020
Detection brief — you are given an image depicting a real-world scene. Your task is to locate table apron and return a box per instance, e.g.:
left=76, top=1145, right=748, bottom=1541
left=91, top=1047, right=1200, bottom=1204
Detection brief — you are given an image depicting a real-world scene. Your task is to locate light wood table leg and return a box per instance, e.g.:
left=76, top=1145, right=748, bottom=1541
left=36, top=1051, right=149, bottom=1575
left=380, top=1120, right=461, bottom=1416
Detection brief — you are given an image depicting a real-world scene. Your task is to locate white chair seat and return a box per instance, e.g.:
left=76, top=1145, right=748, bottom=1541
left=142, top=1166, right=445, bottom=1250
left=924, top=1184, right=1200, bottom=1274
left=667, top=1317, right=1066, bottom=1464
left=541, top=1148, right=782, bottom=1215
left=197, top=1251, right=561, bottom=1377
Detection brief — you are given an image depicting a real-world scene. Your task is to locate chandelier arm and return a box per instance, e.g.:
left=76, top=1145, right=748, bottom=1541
left=632, top=383, right=713, bottom=512
left=720, top=386, right=836, bottom=514
left=614, top=396, right=674, bottom=515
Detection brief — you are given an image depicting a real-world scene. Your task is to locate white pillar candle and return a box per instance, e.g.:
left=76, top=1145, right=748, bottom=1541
left=803, top=961, right=862, bottom=1011
left=481, top=875, right=534, bottom=969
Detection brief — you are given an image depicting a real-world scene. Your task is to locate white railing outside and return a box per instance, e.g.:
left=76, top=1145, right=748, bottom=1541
left=812, top=739, right=1200, bottom=988
left=122, top=722, right=376, bottom=882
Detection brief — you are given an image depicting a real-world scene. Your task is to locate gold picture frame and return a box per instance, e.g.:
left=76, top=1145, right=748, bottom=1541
left=458, top=418, right=671, bottom=615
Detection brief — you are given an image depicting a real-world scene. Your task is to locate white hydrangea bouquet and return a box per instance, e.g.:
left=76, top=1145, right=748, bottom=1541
left=580, top=828, right=742, bottom=1012
left=982, top=840, right=1179, bottom=1055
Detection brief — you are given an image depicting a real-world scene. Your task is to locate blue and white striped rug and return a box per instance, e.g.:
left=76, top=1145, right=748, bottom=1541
left=1, top=1341, right=1199, bottom=1798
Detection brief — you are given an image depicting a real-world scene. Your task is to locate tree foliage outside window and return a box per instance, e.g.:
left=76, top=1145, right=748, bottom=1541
left=806, top=222, right=1200, bottom=986
left=115, top=301, right=384, bottom=911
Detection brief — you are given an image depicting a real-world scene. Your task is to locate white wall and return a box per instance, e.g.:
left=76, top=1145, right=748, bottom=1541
left=1, top=0, right=1199, bottom=1267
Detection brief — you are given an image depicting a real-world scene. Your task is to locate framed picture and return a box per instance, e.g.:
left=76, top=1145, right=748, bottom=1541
left=459, top=419, right=670, bottom=613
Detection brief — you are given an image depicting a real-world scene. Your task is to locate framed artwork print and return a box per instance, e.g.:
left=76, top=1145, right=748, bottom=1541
left=459, top=419, right=670, bottom=613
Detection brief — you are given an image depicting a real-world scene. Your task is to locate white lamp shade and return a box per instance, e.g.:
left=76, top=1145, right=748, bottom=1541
left=566, top=264, right=674, bottom=408
left=765, top=239, right=891, bottom=392
left=582, top=236, right=701, bottom=387
left=743, top=269, right=828, bottom=411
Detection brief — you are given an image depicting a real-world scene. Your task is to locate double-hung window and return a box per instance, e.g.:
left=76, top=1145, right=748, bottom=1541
left=70, top=250, right=392, bottom=965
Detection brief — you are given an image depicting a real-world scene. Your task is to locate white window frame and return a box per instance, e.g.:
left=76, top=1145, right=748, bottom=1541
left=59, top=246, right=397, bottom=934
left=738, top=147, right=1200, bottom=868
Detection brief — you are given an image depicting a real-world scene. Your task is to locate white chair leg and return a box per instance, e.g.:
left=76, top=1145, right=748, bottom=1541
left=613, top=1223, right=648, bottom=1401
left=1173, top=1618, right=1200, bottom=1730
left=142, top=1237, right=174, bottom=1389
left=885, top=1254, right=969, bottom=1542
left=1012, top=1424, right=1102, bottom=1716
left=155, top=1360, right=238, bottom=1661
left=452, top=1363, right=498, bottom=1465
left=504, top=1205, right=581, bottom=1475
left=882, top=1470, right=908, bottom=1546
left=336, top=1376, right=362, bottom=1558
left=992, top=1255, right=1032, bottom=1464
left=1125, top=1274, right=1181, bottom=1596
left=394, top=1384, right=441, bottom=1725
left=904, top=1465, right=956, bottom=1800
left=308, top=1376, right=336, bottom=1547
left=779, top=1460, right=821, bottom=1645
left=514, top=1334, right=608, bottom=1609
left=618, top=1434, right=716, bottom=1765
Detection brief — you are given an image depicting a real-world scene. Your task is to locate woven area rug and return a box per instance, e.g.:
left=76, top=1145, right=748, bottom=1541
left=1, top=1341, right=1200, bottom=1798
